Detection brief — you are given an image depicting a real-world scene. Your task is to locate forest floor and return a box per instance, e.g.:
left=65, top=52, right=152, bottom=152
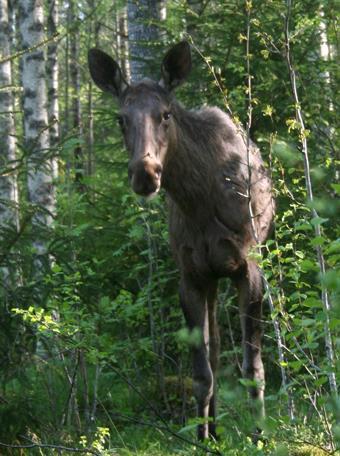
left=0, top=380, right=337, bottom=455
left=107, top=425, right=334, bottom=456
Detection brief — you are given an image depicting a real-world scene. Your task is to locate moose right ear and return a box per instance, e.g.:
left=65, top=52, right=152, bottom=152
left=88, top=48, right=128, bottom=97
left=160, top=41, right=192, bottom=91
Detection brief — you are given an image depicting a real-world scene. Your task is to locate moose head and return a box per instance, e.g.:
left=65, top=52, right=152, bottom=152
left=88, top=41, right=192, bottom=198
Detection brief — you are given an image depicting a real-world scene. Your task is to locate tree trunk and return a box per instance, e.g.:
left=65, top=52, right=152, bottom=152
left=18, top=0, right=54, bottom=268
left=0, top=0, right=19, bottom=286
left=319, top=8, right=337, bottom=181
left=158, top=0, right=167, bottom=42
left=68, top=0, right=83, bottom=186
left=127, top=0, right=159, bottom=81
left=47, top=0, right=59, bottom=179
left=117, top=5, right=130, bottom=82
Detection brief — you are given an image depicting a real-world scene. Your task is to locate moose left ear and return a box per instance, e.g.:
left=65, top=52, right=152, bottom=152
left=88, top=48, right=128, bottom=97
left=160, top=41, right=192, bottom=91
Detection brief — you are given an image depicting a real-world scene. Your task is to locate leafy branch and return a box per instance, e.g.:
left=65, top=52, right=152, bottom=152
left=284, top=0, right=337, bottom=400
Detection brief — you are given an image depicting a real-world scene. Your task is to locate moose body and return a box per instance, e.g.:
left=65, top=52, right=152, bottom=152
left=88, top=42, right=274, bottom=440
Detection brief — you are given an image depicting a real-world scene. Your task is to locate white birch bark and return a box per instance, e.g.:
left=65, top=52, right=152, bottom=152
left=319, top=8, right=335, bottom=100
left=117, top=6, right=130, bottom=82
left=47, top=0, right=59, bottom=179
left=319, top=8, right=337, bottom=181
left=158, top=1, right=167, bottom=43
left=0, top=0, right=19, bottom=281
left=18, top=0, right=54, bottom=261
left=127, top=0, right=159, bottom=81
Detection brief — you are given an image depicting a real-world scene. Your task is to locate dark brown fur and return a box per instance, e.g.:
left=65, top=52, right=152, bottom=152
left=88, top=42, right=274, bottom=440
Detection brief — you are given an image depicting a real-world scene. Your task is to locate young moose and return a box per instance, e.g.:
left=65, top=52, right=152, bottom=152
left=88, top=41, right=274, bottom=440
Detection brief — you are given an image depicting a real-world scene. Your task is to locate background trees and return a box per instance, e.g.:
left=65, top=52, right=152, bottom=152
left=0, top=0, right=338, bottom=455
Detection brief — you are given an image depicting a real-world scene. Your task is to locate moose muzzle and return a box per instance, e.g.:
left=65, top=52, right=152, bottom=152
left=128, top=158, right=163, bottom=197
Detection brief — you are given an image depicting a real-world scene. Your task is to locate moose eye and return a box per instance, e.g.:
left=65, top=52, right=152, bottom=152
left=162, top=111, right=171, bottom=121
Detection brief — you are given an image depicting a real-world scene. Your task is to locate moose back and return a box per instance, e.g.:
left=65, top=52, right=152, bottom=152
left=88, top=41, right=274, bottom=440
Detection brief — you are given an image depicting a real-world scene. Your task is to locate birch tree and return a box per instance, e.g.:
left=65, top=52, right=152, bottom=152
left=319, top=7, right=337, bottom=181
left=116, top=5, right=130, bottom=82
left=0, top=0, right=19, bottom=284
left=47, top=0, right=59, bottom=179
left=18, top=0, right=55, bottom=269
left=68, top=0, right=83, bottom=185
left=127, top=0, right=159, bottom=80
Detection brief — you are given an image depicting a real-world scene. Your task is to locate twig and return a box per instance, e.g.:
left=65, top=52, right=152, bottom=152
left=284, top=0, right=337, bottom=399
left=218, top=288, right=242, bottom=374
left=188, top=36, right=233, bottom=116
left=0, top=211, right=34, bottom=263
left=107, top=361, right=222, bottom=455
left=61, top=349, right=80, bottom=427
left=0, top=441, right=100, bottom=455
left=0, top=33, right=60, bottom=64
left=243, top=0, right=295, bottom=420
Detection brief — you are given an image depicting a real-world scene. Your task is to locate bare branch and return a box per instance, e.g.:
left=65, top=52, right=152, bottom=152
left=244, top=1, right=295, bottom=420
left=0, top=33, right=60, bottom=65
left=0, top=441, right=101, bottom=455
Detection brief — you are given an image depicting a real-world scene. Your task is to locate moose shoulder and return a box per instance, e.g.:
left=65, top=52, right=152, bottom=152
left=88, top=41, right=274, bottom=441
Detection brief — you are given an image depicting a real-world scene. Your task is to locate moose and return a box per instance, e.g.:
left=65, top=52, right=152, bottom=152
left=88, top=41, right=274, bottom=440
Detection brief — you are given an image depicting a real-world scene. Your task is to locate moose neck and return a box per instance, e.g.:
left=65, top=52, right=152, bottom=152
left=161, top=102, right=215, bottom=218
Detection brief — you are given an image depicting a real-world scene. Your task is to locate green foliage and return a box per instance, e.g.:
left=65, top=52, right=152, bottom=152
left=0, top=0, right=339, bottom=454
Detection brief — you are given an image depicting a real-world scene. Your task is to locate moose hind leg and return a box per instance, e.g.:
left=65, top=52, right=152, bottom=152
left=207, top=282, right=220, bottom=440
left=236, top=261, right=265, bottom=422
left=180, top=276, right=213, bottom=441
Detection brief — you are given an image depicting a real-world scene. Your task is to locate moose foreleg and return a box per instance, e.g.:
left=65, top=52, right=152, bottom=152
left=236, top=261, right=265, bottom=426
left=179, top=276, right=213, bottom=441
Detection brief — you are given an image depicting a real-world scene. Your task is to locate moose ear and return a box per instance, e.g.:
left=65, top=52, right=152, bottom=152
left=88, top=48, right=128, bottom=97
left=160, top=41, right=192, bottom=91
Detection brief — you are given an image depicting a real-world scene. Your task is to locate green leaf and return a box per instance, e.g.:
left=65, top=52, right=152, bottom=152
left=310, top=236, right=325, bottom=247
left=301, top=318, right=315, bottom=326
left=315, top=376, right=328, bottom=387
left=300, top=259, right=317, bottom=272
left=303, top=297, right=322, bottom=308
left=331, top=183, right=340, bottom=194
left=311, top=216, right=329, bottom=227
left=294, top=222, right=312, bottom=232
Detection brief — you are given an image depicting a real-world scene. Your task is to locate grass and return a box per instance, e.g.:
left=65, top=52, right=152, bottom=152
left=0, top=377, right=338, bottom=455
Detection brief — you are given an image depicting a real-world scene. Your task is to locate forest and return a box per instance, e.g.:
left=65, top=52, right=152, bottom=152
left=0, top=0, right=339, bottom=454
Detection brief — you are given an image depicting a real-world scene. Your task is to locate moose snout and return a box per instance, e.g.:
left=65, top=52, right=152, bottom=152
left=128, top=159, right=163, bottom=197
